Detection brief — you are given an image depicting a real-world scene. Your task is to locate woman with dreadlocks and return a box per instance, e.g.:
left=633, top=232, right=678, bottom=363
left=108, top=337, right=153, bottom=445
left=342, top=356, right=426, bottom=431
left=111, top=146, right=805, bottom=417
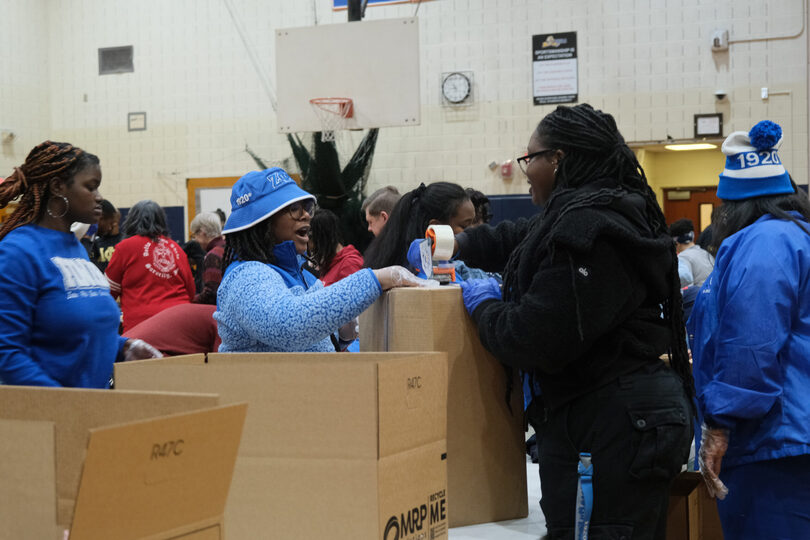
left=688, top=121, right=810, bottom=538
left=453, top=104, right=693, bottom=537
left=215, top=167, right=425, bottom=353
left=0, top=141, right=160, bottom=387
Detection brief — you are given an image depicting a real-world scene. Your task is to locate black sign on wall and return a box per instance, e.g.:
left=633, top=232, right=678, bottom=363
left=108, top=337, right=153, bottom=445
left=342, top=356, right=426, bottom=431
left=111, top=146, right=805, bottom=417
left=532, top=32, right=578, bottom=106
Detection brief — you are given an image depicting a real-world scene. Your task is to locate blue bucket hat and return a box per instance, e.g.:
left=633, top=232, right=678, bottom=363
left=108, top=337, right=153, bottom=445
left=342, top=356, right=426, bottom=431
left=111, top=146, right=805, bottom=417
left=222, top=167, right=315, bottom=234
left=717, top=120, right=793, bottom=200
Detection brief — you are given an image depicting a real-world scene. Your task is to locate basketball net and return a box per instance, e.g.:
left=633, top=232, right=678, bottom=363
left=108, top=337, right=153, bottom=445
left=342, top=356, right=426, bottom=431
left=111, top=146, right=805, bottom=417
left=310, top=98, right=354, bottom=143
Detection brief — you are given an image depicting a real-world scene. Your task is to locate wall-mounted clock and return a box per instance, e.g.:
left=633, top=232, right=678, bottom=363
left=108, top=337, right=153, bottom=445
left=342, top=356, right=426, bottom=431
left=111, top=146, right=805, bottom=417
left=441, top=71, right=473, bottom=106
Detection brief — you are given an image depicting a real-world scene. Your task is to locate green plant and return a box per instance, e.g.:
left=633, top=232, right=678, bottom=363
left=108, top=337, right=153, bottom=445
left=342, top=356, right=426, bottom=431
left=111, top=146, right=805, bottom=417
left=286, top=130, right=379, bottom=251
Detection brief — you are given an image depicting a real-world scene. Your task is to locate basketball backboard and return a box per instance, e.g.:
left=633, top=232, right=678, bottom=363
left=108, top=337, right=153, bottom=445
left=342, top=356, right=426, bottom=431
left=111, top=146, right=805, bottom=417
left=275, top=17, right=421, bottom=133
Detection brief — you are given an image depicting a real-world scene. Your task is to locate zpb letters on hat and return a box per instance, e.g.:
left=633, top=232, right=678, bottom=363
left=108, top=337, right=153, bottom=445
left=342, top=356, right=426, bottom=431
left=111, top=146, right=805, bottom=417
left=717, top=120, right=793, bottom=200
left=223, top=167, right=315, bottom=234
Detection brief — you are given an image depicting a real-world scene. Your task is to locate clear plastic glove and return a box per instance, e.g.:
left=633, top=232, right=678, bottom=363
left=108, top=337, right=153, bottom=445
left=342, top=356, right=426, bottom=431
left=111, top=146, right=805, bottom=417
left=122, top=338, right=163, bottom=362
left=459, top=277, right=502, bottom=314
left=698, top=423, right=730, bottom=500
left=373, top=265, right=437, bottom=290
left=338, top=318, right=359, bottom=342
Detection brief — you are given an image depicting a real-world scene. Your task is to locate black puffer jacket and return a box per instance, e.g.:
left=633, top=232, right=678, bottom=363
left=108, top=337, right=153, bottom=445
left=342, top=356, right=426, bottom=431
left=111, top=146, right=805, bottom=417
left=457, top=179, right=677, bottom=409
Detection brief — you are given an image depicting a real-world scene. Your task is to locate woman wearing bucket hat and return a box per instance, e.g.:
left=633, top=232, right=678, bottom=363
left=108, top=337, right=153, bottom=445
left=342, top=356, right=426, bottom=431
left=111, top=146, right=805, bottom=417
left=215, top=167, right=426, bottom=353
left=688, top=120, right=810, bottom=538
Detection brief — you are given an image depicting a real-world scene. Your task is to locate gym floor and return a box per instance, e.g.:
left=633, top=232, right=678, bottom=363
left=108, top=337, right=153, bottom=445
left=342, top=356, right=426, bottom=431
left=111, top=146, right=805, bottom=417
left=450, top=459, right=546, bottom=539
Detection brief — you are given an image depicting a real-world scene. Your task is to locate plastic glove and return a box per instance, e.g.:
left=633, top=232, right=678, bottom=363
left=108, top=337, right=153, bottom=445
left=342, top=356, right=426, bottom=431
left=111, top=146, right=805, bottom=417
left=698, top=423, right=729, bottom=500
left=407, top=239, right=426, bottom=273
left=459, top=277, right=502, bottom=314
left=122, top=338, right=164, bottom=362
left=338, top=318, right=359, bottom=342
left=372, top=266, right=437, bottom=290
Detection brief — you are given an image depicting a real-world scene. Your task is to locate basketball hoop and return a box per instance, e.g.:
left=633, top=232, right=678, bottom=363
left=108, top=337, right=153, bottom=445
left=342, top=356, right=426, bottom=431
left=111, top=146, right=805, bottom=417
left=309, top=98, right=354, bottom=142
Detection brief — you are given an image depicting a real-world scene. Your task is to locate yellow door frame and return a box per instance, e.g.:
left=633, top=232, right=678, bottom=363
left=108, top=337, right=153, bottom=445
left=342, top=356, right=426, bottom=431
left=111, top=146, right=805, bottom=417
left=186, top=176, right=239, bottom=233
left=186, top=174, right=304, bottom=233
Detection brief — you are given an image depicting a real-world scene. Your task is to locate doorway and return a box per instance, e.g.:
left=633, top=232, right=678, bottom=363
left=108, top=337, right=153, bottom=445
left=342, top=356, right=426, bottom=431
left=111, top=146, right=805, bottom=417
left=663, top=187, right=720, bottom=232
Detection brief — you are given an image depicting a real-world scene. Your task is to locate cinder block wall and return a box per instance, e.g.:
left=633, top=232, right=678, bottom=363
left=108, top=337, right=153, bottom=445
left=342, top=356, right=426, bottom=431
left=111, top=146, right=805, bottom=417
left=0, top=0, right=51, bottom=173
left=1, top=0, right=806, bottom=223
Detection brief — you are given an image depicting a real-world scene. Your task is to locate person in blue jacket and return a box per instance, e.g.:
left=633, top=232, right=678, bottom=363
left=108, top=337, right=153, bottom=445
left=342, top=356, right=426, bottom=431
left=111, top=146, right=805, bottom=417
left=214, top=167, right=424, bottom=353
left=688, top=120, right=810, bottom=538
left=0, top=141, right=160, bottom=387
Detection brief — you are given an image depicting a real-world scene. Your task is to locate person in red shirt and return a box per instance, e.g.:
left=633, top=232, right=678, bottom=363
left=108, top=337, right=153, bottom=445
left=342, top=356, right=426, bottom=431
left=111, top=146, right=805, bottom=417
left=125, top=303, right=220, bottom=356
left=308, top=209, right=364, bottom=286
left=105, top=200, right=195, bottom=333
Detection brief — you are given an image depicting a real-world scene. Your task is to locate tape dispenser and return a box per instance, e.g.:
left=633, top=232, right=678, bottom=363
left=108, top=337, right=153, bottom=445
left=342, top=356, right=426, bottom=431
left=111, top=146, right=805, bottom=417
left=419, top=224, right=456, bottom=284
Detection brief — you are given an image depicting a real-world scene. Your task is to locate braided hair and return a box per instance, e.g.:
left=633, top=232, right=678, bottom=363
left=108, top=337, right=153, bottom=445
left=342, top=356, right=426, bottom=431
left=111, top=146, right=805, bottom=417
left=222, top=216, right=278, bottom=269
left=506, top=104, right=694, bottom=402
left=0, top=141, right=99, bottom=242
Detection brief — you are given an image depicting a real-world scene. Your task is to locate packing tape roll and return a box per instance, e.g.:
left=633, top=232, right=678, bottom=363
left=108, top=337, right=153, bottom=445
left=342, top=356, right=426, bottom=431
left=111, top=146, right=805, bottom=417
left=426, top=224, right=455, bottom=261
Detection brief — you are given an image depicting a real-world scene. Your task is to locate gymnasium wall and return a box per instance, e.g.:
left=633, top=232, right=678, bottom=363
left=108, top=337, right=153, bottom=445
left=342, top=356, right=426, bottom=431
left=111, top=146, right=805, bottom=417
left=0, top=0, right=50, bottom=173
left=1, top=0, right=807, bottom=230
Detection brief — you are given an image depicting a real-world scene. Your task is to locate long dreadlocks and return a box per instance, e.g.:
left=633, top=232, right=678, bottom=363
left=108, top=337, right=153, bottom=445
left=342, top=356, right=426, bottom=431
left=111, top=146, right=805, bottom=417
left=505, top=104, right=695, bottom=403
left=222, top=216, right=279, bottom=269
left=0, top=141, right=99, bottom=242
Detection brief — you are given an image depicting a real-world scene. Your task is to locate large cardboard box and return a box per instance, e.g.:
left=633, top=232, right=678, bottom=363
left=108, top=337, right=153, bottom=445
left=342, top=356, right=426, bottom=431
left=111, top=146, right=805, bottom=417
left=0, top=385, right=246, bottom=539
left=666, top=472, right=724, bottom=540
left=115, top=351, right=449, bottom=540
left=360, top=287, right=528, bottom=527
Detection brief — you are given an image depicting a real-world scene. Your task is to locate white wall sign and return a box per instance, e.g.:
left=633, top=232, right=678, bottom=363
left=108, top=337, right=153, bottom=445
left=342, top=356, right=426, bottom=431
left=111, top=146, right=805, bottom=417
left=532, top=32, right=578, bottom=106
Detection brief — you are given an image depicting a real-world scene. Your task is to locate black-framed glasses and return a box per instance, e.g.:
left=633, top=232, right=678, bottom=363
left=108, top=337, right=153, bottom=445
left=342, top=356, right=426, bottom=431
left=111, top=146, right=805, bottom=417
left=286, top=199, right=317, bottom=220
left=517, top=149, right=555, bottom=175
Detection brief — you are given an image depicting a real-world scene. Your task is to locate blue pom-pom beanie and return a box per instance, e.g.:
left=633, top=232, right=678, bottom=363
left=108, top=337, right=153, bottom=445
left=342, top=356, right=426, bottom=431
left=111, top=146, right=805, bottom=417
left=717, top=120, right=793, bottom=200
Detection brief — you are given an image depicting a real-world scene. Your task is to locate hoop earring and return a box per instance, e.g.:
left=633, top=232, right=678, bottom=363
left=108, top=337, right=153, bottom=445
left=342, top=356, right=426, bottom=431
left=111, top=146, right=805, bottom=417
left=47, top=196, right=69, bottom=219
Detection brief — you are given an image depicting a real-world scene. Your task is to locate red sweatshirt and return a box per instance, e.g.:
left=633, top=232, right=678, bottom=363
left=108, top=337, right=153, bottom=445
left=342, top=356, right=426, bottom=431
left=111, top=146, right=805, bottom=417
left=126, top=303, right=220, bottom=356
left=320, top=244, right=365, bottom=286
left=106, top=235, right=195, bottom=333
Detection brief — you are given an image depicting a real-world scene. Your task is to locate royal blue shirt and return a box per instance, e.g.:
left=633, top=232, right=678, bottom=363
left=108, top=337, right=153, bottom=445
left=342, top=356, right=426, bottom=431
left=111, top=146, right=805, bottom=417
left=0, top=224, right=124, bottom=387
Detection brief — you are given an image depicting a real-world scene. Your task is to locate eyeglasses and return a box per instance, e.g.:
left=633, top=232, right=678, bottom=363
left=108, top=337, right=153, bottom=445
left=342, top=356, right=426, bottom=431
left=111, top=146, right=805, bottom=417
left=286, top=200, right=317, bottom=220
left=517, top=149, right=555, bottom=175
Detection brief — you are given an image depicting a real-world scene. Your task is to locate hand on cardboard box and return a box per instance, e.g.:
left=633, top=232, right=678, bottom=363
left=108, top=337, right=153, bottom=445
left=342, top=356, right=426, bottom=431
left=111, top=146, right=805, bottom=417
left=459, top=277, right=502, bottom=314
left=338, top=318, right=359, bottom=342
left=698, top=423, right=729, bottom=500
left=373, top=266, right=435, bottom=290
left=121, top=338, right=164, bottom=362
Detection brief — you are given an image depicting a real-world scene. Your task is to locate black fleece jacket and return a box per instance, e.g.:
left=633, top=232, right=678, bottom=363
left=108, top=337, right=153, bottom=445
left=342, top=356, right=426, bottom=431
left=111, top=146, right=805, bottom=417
left=457, top=180, right=676, bottom=409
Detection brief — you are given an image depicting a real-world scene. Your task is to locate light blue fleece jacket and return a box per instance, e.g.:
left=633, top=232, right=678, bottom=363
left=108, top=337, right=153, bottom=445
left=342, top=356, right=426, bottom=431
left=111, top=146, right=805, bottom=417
left=215, top=241, right=382, bottom=352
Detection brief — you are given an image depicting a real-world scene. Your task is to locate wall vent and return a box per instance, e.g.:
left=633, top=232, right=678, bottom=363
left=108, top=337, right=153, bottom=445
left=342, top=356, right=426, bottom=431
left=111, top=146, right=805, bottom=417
left=98, top=46, right=134, bottom=75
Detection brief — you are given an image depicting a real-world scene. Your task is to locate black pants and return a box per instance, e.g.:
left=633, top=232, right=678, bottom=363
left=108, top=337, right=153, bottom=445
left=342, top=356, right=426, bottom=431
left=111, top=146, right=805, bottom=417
left=529, top=365, right=693, bottom=540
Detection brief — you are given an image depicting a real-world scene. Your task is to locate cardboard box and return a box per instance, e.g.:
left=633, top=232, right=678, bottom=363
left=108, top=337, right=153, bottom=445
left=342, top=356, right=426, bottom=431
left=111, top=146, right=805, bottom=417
left=0, top=385, right=246, bottom=539
left=360, top=287, right=528, bottom=527
left=666, top=472, right=724, bottom=540
left=115, top=351, right=449, bottom=540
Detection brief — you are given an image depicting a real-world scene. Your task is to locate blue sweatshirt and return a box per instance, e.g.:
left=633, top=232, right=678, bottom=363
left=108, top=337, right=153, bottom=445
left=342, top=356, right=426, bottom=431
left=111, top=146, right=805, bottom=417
left=0, top=224, right=125, bottom=387
left=215, top=240, right=382, bottom=352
